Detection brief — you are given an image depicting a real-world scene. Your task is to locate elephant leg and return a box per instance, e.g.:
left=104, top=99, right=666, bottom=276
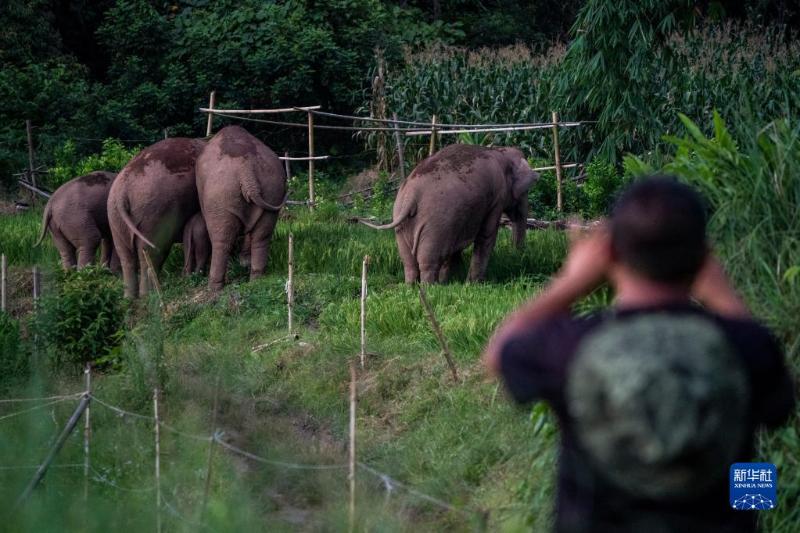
left=208, top=215, right=242, bottom=291
left=77, top=233, right=102, bottom=269
left=249, top=213, right=278, bottom=280
left=100, top=239, right=113, bottom=268
left=51, top=229, right=76, bottom=270
left=468, top=216, right=501, bottom=282
left=116, top=244, right=138, bottom=299
left=395, top=231, right=419, bottom=283
left=439, top=251, right=462, bottom=283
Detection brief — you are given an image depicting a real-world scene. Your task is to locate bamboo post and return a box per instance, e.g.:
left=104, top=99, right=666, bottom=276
left=348, top=360, right=357, bottom=533
left=307, top=112, right=315, bottom=210
left=1, top=254, right=6, bottom=312
left=32, top=266, right=39, bottom=301
left=83, top=363, right=91, bottom=503
left=142, top=250, right=163, bottom=304
left=551, top=111, right=563, bottom=212
left=205, top=91, right=216, bottom=137
left=200, top=379, right=220, bottom=520
left=153, top=388, right=162, bottom=533
left=26, top=120, right=36, bottom=191
left=359, top=256, right=370, bottom=368
left=163, top=129, right=168, bottom=140
left=284, top=151, right=291, bottom=181
left=287, top=234, right=294, bottom=336
left=393, top=113, right=405, bottom=180
left=428, top=115, right=438, bottom=156
left=418, top=284, right=459, bottom=383
left=16, top=394, right=91, bottom=507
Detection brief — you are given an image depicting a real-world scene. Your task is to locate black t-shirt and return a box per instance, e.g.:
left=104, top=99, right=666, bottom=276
left=499, top=302, right=795, bottom=533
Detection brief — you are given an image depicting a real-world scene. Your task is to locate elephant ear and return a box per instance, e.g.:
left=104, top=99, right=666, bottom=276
left=510, top=156, right=539, bottom=201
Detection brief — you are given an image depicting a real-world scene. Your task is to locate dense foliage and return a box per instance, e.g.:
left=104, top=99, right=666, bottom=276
left=0, top=313, right=25, bottom=381
left=32, top=266, right=128, bottom=370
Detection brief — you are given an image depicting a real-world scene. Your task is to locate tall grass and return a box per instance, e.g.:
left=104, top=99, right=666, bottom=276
left=0, top=209, right=59, bottom=267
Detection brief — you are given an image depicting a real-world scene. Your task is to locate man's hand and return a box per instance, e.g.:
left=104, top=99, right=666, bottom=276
left=691, top=254, right=751, bottom=319
left=483, top=225, right=611, bottom=374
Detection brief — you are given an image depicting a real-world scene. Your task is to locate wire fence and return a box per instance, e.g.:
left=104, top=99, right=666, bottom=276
left=0, top=389, right=474, bottom=528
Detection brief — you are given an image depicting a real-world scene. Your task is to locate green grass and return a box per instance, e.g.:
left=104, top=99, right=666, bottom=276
left=0, top=208, right=59, bottom=267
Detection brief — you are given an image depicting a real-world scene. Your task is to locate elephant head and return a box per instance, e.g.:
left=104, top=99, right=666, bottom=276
left=496, top=147, right=539, bottom=248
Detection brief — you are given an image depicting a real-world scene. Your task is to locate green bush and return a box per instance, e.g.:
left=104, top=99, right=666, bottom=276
left=583, top=159, right=628, bottom=216
left=0, top=313, right=25, bottom=381
left=47, top=138, right=139, bottom=189
left=32, top=266, right=128, bottom=371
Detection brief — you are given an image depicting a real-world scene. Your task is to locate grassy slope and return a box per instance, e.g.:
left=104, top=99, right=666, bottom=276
left=1, top=207, right=797, bottom=531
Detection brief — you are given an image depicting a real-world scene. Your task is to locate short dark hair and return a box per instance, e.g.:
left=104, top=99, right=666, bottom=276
left=611, top=177, right=708, bottom=284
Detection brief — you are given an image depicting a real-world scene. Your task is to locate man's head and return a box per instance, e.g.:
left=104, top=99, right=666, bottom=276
left=610, top=177, right=708, bottom=286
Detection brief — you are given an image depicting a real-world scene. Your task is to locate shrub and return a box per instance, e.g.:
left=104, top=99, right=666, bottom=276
left=0, top=313, right=26, bottom=380
left=32, top=266, right=128, bottom=371
left=47, top=138, right=140, bottom=189
left=583, top=159, right=628, bottom=216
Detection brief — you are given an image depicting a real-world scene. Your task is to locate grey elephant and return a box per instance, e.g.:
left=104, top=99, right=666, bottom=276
left=182, top=212, right=211, bottom=275
left=108, top=137, right=206, bottom=298
left=361, top=144, right=538, bottom=283
left=195, top=126, right=287, bottom=290
left=36, top=171, right=119, bottom=270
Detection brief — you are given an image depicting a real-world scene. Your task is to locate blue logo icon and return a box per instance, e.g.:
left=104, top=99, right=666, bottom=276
left=730, top=463, right=777, bottom=510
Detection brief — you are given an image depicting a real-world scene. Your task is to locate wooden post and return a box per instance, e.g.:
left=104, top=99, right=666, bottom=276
left=359, top=256, right=370, bottom=369
left=418, top=284, right=459, bottom=383
left=26, top=120, right=36, bottom=191
left=307, top=112, right=315, bottom=210
left=393, top=113, right=405, bottom=181
left=551, top=111, right=563, bottom=212
left=142, top=250, right=163, bottom=304
left=153, top=388, right=162, bottom=533
left=163, top=128, right=168, bottom=140
left=428, top=115, right=438, bottom=157
left=1, top=254, right=6, bottom=312
left=287, top=234, right=294, bottom=336
left=348, top=360, right=357, bottom=533
left=200, top=379, right=220, bottom=520
left=205, top=91, right=216, bottom=137
left=284, top=151, right=291, bottom=181
left=32, top=266, right=39, bottom=301
left=16, top=394, right=91, bottom=507
left=83, top=363, right=91, bottom=503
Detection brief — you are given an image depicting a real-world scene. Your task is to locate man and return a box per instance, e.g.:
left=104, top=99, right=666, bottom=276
left=483, top=177, right=795, bottom=532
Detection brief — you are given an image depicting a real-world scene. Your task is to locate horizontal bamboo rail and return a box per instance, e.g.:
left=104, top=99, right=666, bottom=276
left=405, top=122, right=584, bottom=136
left=200, top=106, right=320, bottom=114
left=278, top=155, right=329, bottom=161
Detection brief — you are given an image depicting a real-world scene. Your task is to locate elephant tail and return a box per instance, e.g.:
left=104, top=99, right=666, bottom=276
left=34, top=200, right=53, bottom=247
left=240, top=172, right=287, bottom=211
left=357, top=198, right=415, bottom=230
left=117, top=200, right=156, bottom=249
left=182, top=222, right=193, bottom=275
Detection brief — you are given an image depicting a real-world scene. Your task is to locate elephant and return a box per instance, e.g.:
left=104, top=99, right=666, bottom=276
left=108, top=137, right=206, bottom=298
left=182, top=212, right=211, bottom=275
left=195, top=125, right=287, bottom=291
left=361, top=144, right=538, bottom=283
left=36, top=171, right=119, bottom=271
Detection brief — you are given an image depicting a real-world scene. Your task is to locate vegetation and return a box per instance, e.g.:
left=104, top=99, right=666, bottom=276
left=32, top=266, right=129, bottom=371
left=0, top=1, right=798, bottom=531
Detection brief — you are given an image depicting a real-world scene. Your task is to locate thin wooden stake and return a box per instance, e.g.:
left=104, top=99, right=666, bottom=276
left=200, top=378, right=220, bottom=520
left=153, top=388, right=162, bottom=533
left=163, top=128, right=168, bottom=140
left=348, top=360, right=357, bottom=533
left=284, top=151, right=291, bottom=181
left=428, top=115, right=438, bottom=156
left=307, top=112, right=315, bottom=210
left=32, top=266, right=39, bottom=301
left=142, top=250, right=163, bottom=304
left=205, top=91, right=216, bottom=137
left=83, top=363, right=91, bottom=503
left=1, top=254, right=6, bottom=312
left=16, top=394, right=91, bottom=507
left=551, top=111, right=564, bottom=212
left=287, top=234, right=294, bottom=336
left=26, top=120, right=36, bottom=192
left=360, top=256, right=370, bottom=368
left=393, top=113, right=406, bottom=181
left=418, top=284, right=459, bottom=383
